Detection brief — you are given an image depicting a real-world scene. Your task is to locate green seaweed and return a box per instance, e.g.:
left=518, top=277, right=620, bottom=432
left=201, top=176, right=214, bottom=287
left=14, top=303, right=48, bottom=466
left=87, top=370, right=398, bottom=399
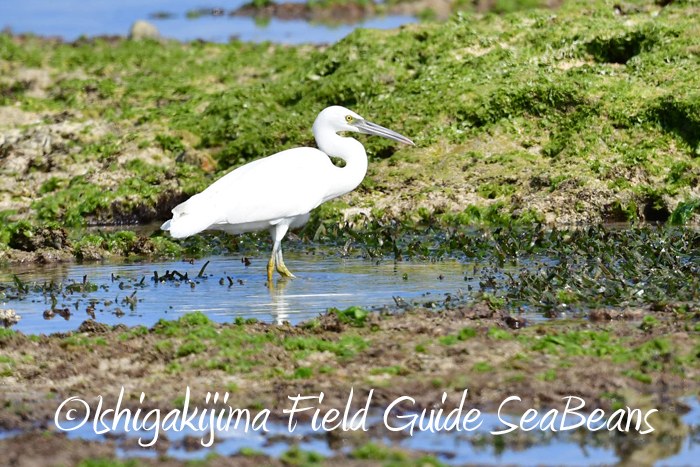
left=2, top=0, right=700, bottom=232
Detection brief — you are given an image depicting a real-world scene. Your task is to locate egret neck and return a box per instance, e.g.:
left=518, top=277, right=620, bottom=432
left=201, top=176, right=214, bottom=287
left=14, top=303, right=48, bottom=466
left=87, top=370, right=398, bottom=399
left=313, top=120, right=368, bottom=202
left=162, top=105, right=412, bottom=285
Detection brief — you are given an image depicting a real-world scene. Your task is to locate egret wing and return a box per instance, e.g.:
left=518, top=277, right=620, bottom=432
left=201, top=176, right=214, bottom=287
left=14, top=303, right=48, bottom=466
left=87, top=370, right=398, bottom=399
left=165, top=148, right=333, bottom=238
left=220, top=149, right=332, bottom=225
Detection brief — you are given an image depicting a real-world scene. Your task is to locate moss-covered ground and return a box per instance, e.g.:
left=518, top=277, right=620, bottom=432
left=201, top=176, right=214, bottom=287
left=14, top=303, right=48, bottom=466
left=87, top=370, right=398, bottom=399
left=2, top=0, right=700, bottom=265
left=3, top=3, right=700, bottom=465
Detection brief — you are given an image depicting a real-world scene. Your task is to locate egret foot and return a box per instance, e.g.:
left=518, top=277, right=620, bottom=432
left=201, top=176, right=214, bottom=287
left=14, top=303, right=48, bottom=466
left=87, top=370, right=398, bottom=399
left=276, top=263, right=296, bottom=278
left=276, top=250, right=296, bottom=278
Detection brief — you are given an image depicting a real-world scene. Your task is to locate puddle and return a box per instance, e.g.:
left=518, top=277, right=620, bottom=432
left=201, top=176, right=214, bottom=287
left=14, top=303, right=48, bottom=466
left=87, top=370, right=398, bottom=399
left=7, top=398, right=698, bottom=466
left=2, top=0, right=417, bottom=44
left=0, top=250, right=513, bottom=334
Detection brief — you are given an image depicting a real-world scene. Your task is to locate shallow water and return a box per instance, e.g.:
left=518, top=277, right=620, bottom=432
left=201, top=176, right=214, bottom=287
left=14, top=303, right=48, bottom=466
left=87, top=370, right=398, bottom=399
left=1, top=251, right=504, bottom=334
left=2, top=236, right=699, bottom=466
left=2, top=0, right=417, bottom=44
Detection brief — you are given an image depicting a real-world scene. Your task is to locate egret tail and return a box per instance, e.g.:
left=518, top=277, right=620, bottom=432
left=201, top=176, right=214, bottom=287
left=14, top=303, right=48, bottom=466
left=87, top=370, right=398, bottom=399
left=157, top=105, right=414, bottom=282
left=163, top=194, right=220, bottom=238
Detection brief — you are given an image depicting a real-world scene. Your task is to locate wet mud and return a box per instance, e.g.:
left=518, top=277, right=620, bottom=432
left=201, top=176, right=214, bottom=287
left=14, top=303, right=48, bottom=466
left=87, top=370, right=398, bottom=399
left=1, top=303, right=697, bottom=428
left=0, top=302, right=698, bottom=465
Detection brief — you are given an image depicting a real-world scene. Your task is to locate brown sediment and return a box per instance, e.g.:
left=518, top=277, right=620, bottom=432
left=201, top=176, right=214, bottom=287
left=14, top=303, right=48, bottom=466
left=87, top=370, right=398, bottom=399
left=0, top=229, right=158, bottom=264
left=229, top=0, right=458, bottom=23
left=232, top=2, right=376, bottom=23
left=0, top=433, right=119, bottom=467
left=0, top=303, right=697, bottom=433
left=228, top=0, right=563, bottom=24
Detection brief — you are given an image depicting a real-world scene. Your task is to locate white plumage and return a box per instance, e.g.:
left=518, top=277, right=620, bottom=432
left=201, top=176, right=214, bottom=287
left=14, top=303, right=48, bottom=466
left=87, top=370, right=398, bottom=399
left=163, top=148, right=331, bottom=238
left=162, top=105, right=414, bottom=284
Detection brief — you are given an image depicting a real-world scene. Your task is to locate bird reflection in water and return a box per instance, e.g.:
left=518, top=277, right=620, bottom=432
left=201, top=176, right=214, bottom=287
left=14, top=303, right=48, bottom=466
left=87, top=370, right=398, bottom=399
left=268, top=278, right=292, bottom=325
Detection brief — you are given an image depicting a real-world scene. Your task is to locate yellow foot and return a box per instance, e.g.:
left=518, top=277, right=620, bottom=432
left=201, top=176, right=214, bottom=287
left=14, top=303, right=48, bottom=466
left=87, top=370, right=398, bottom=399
left=276, top=261, right=296, bottom=278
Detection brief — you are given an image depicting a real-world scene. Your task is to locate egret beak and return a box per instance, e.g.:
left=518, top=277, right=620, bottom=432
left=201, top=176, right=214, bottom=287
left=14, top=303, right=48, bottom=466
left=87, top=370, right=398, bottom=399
left=354, top=119, right=415, bottom=146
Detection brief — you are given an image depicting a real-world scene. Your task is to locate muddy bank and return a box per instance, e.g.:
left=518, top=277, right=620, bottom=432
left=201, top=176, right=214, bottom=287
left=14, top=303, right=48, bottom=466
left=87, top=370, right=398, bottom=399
left=0, top=105, right=214, bottom=225
left=1, top=431, right=614, bottom=467
left=1, top=431, right=468, bottom=467
left=1, top=304, right=698, bottom=432
left=229, top=0, right=559, bottom=24
left=0, top=304, right=698, bottom=465
left=0, top=222, right=175, bottom=264
left=230, top=0, right=454, bottom=23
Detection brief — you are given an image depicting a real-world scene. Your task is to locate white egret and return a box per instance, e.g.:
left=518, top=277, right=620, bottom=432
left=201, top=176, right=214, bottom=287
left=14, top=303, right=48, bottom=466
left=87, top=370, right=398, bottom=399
left=161, top=106, right=414, bottom=284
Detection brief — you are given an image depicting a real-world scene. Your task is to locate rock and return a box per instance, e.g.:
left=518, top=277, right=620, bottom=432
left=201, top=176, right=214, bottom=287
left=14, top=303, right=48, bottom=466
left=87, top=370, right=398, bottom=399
left=36, top=248, right=75, bottom=263
left=128, top=20, right=160, bottom=41
left=55, top=308, right=71, bottom=320
left=0, top=308, right=21, bottom=326
left=504, top=315, right=528, bottom=330
left=14, top=69, right=52, bottom=99
left=78, top=320, right=112, bottom=334
left=587, top=308, right=642, bottom=321
left=75, top=244, right=105, bottom=261
left=8, top=226, right=71, bottom=252
left=176, top=151, right=218, bottom=172
left=0, top=107, right=42, bottom=128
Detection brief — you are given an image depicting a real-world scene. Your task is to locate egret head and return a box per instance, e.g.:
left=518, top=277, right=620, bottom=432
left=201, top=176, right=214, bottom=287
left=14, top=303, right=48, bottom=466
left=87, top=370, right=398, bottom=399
left=314, top=106, right=414, bottom=146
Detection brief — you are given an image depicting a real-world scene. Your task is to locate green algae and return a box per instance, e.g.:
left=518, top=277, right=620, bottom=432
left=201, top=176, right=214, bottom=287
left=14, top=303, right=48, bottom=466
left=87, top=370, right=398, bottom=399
left=327, top=305, right=370, bottom=327
left=520, top=327, right=698, bottom=385
left=31, top=162, right=209, bottom=227
left=438, top=335, right=459, bottom=346
left=528, top=330, right=627, bottom=357
left=370, top=365, right=406, bottom=375
left=176, top=340, right=206, bottom=357
left=76, top=460, right=140, bottom=467
left=2, top=1, right=700, bottom=230
left=351, top=442, right=407, bottom=461
left=291, top=366, right=314, bottom=379
left=457, top=327, right=477, bottom=340
left=59, top=335, right=108, bottom=349
left=280, top=446, right=324, bottom=466
left=472, top=361, right=495, bottom=372
left=487, top=327, right=511, bottom=340
left=283, top=335, right=369, bottom=358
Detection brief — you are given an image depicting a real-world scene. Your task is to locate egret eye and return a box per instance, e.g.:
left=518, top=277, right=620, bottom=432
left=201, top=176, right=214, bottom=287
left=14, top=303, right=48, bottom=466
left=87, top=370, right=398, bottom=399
left=162, top=105, right=414, bottom=285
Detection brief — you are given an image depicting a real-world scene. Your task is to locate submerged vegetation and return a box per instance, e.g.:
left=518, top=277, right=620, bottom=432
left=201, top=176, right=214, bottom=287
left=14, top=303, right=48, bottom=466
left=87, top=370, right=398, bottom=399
left=2, top=221, right=699, bottom=315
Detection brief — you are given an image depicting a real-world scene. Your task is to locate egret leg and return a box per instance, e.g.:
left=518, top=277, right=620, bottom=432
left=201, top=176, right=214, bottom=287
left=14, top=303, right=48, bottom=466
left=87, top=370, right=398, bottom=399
left=276, top=247, right=296, bottom=278
left=267, top=253, right=275, bottom=285
left=268, top=222, right=293, bottom=284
